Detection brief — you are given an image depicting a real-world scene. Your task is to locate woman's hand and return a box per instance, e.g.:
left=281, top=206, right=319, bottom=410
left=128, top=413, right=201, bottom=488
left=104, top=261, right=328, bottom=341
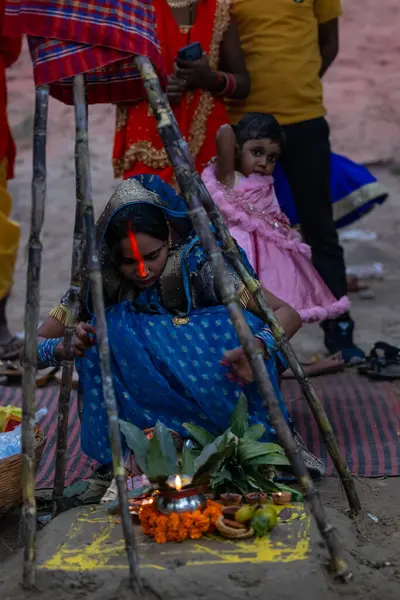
left=221, top=339, right=266, bottom=386
left=166, top=74, right=187, bottom=104
left=74, top=322, right=96, bottom=357
left=175, top=55, right=215, bottom=90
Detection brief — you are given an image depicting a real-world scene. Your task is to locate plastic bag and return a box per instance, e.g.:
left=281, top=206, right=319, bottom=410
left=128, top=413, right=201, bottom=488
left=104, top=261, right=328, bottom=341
left=0, top=405, right=23, bottom=432
left=0, top=408, right=48, bottom=460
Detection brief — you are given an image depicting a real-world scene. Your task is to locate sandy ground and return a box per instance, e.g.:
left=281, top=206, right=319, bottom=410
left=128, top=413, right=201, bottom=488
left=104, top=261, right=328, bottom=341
left=1, top=1, right=400, bottom=596
left=1, top=478, right=400, bottom=600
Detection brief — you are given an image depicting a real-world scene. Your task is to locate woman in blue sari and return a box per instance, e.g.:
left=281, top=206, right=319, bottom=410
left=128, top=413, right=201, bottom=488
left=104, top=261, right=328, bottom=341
left=37, top=175, right=323, bottom=476
left=274, top=153, right=388, bottom=230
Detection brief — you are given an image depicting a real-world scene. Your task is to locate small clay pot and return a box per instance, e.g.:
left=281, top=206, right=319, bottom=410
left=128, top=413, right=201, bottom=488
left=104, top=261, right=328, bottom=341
left=222, top=505, right=239, bottom=519
left=272, top=491, right=292, bottom=505
left=220, top=493, right=242, bottom=506
left=246, top=492, right=268, bottom=506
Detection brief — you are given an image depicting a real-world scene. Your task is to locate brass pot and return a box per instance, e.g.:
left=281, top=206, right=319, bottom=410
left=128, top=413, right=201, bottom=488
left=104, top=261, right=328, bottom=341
left=155, top=487, right=206, bottom=514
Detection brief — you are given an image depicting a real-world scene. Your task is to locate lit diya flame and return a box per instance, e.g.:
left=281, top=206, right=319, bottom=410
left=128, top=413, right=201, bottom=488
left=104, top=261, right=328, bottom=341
left=128, top=222, right=148, bottom=279
left=166, top=474, right=193, bottom=489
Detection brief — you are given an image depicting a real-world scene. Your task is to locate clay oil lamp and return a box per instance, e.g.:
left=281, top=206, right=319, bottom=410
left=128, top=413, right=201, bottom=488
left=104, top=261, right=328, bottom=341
left=246, top=492, right=268, bottom=506
left=272, top=491, right=292, bottom=505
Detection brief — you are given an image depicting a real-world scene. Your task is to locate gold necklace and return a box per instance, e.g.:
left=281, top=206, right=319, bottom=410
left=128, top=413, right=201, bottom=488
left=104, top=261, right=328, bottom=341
left=167, top=0, right=197, bottom=8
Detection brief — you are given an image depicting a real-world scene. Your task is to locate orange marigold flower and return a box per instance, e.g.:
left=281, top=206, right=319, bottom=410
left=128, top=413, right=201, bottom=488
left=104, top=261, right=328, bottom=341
left=189, top=529, right=203, bottom=539
left=175, top=529, right=188, bottom=542
left=139, top=499, right=224, bottom=543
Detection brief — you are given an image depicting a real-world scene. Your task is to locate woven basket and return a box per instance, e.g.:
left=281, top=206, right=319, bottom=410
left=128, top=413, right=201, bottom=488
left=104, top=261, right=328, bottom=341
left=0, top=431, right=46, bottom=517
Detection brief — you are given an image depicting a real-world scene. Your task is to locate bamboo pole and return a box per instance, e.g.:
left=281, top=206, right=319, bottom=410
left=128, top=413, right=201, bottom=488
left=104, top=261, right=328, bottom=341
left=135, top=55, right=353, bottom=580
left=52, top=149, right=86, bottom=513
left=134, top=55, right=361, bottom=517
left=21, top=84, right=49, bottom=588
left=72, top=75, right=142, bottom=593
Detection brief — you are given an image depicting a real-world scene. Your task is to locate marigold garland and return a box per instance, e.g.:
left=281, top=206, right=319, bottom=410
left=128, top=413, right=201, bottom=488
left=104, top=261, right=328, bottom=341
left=139, top=499, right=223, bottom=543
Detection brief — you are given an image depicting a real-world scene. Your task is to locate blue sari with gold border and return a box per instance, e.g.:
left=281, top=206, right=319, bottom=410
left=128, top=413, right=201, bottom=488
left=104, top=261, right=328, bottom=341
left=76, top=175, right=292, bottom=464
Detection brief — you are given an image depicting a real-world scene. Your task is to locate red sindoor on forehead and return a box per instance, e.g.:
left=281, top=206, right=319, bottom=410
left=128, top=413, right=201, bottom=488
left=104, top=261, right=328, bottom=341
left=128, top=222, right=147, bottom=278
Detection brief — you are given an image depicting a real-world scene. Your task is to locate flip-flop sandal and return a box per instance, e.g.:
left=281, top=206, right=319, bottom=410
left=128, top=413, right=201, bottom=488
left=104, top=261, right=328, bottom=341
left=359, top=342, right=400, bottom=380
left=0, top=336, right=24, bottom=360
left=281, top=352, right=344, bottom=379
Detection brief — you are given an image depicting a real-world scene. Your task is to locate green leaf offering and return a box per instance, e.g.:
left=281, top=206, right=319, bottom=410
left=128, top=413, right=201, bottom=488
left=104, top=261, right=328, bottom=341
left=182, top=423, right=215, bottom=448
left=146, top=432, right=174, bottom=483
left=238, top=440, right=285, bottom=463
left=154, top=421, right=178, bottom=475
left=192, top=430, right=237, bottom=486
left=242, top=423, right=266, bottom=441
left=229, top=393, right=248, bottom=437
left=181, top=444, right=195, bottom=476
left=119, top=420, right=149, bottom=473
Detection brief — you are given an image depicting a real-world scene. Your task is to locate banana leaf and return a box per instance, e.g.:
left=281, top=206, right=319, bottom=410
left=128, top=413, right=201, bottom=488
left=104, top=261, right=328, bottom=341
left=119, top=420, right=149, bottom=473
left=154, top=421, right=178, bottom=474
left=192, top=430, right=237, bottom=486
left=238, top=440, right=286, bottom=463
left=229, top=393, right=248, bottom=437
left=182, top=423, right=215, bottom=448
left=242, top=423, right=266, bottom=441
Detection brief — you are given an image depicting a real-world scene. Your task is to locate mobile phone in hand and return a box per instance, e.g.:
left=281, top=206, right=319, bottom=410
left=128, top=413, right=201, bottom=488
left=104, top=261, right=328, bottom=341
left=177, top=42, right=203, bottom=62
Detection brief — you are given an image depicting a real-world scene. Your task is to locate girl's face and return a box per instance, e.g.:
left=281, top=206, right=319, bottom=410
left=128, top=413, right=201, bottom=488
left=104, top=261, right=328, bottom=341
left=239, top=138, right=281, bottom=177
left=118, top=233, right=169, bottom=289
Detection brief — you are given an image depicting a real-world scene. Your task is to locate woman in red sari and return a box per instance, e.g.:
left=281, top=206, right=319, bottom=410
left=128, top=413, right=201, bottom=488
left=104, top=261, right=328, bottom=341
left=113, top=0, right=250, bottom=185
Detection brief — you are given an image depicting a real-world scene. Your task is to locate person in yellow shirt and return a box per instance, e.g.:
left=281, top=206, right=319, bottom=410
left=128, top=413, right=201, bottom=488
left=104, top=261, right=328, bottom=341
left=229, top=0, right=365, bottom=364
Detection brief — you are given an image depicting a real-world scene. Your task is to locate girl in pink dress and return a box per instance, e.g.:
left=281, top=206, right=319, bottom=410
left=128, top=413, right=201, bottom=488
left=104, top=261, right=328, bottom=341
left=202, top=113, right=350, bottom=323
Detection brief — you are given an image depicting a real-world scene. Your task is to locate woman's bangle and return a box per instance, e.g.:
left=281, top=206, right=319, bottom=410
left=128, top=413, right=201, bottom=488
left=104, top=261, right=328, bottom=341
left=254, top=327, right=277, bottom=360
left=37, top=337, right=63, bottom=367
left=215, top=71, right=237, bottom=97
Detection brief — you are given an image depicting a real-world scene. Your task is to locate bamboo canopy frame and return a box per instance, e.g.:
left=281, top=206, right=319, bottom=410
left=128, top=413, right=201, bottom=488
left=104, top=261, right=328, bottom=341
left=52, top=111, right=86, bottom=513
left=21, top=51, right=360, bottom=592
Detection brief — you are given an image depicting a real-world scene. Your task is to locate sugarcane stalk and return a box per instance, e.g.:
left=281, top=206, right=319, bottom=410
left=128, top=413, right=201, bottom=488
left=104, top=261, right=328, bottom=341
left=198, top=200, right=361, bottom=515
left=21, top=84, right=49, bottom=589
left=134, top=55, right=361, bottom=516
left=52, top=150, right=86, bottom=514
left=135, top=55, right=353, bottom=581
left=73, top=74, right=142, bottom=593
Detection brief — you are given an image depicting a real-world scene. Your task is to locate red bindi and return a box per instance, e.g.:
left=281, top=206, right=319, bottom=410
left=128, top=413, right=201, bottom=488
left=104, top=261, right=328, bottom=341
left=128, top=222, right=148, bottom=278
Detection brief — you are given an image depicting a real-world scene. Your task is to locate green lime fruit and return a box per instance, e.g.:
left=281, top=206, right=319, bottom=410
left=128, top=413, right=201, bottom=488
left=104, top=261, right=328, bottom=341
left=251, top=506, right=278, bottom=536
left=235, top=504, right=256, bottom=524
left=250, top=514, right=271, bottom=537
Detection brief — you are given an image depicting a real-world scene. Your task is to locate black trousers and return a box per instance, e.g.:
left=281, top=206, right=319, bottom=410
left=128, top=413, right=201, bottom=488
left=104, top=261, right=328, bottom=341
left=280, top=117, right=347, bottom=301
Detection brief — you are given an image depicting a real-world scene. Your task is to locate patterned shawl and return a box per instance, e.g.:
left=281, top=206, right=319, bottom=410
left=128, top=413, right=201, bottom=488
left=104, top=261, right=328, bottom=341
left=3, top=0, right=165, bottom=104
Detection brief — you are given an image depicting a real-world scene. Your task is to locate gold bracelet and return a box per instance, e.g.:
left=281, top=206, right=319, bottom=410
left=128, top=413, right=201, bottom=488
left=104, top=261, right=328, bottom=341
left=49, top=304, right=72, bottom=326
left=238, top=285, right=252, bottom=309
